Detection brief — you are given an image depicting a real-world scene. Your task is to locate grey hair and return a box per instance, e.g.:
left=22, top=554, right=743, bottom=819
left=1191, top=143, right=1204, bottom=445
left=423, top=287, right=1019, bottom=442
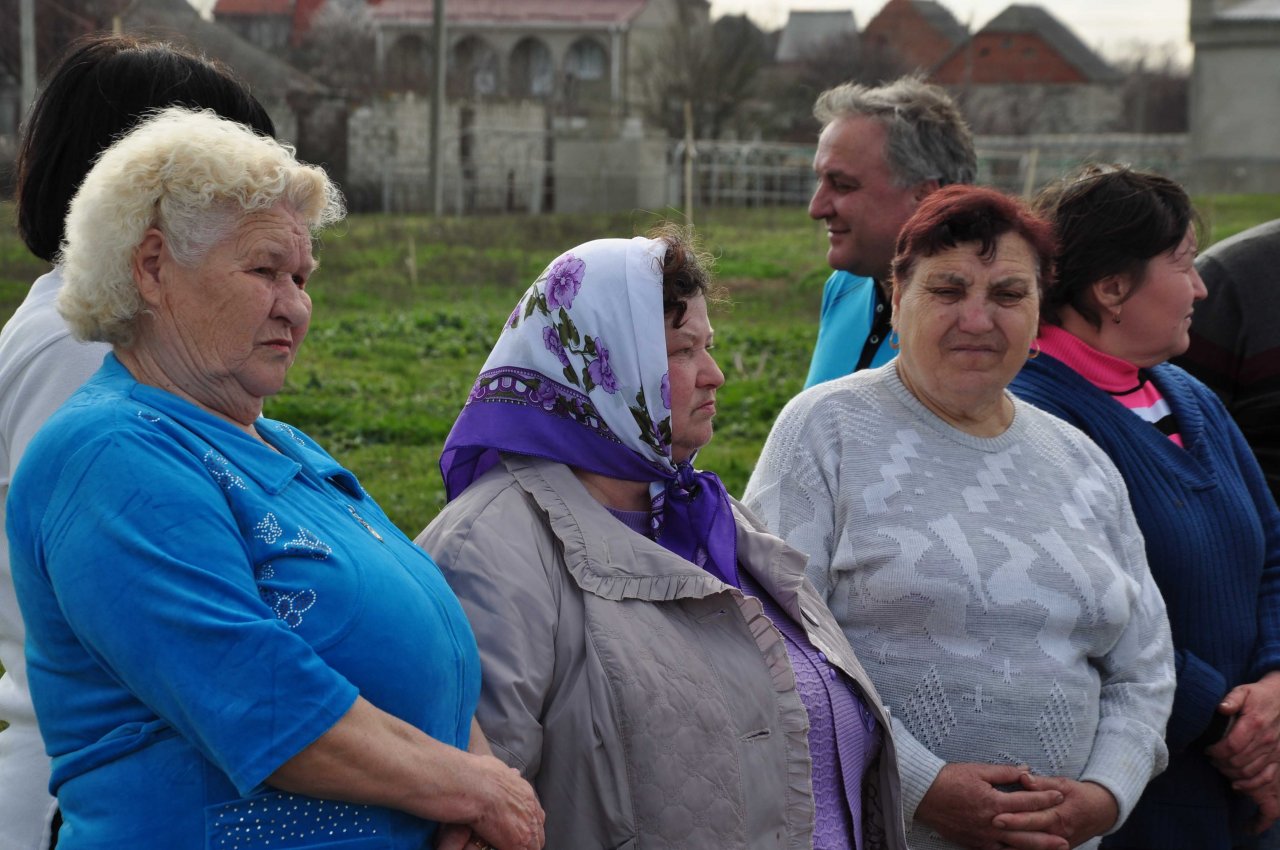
left=814, top=75, right=976, bottom=189
left=57, top=106, right=345, bottom=346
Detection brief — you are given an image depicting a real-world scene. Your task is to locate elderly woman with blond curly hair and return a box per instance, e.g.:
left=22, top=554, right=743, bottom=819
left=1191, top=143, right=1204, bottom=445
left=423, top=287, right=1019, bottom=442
left=5, top=107, right=543, bottom=850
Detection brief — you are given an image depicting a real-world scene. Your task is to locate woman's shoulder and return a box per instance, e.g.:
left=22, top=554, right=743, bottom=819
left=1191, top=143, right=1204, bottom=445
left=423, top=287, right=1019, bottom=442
left=1012, top=394, right=1133, bottom=489
left=774, top=365, right=900, bottom=438
left=23, top=369, right=159, bottom=466
left=418, top=462, right=548, bottom=562
left=1010, top=355, right=1090, bottom=412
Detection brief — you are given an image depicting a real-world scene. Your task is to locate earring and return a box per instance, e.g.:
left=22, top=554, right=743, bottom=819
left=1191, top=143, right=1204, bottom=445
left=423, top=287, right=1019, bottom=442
left=1028, top=339, right=1041, bottom=360
left=1111, top=307, right=1122, bottom=325
left=888, top=330, right=900, bottom=350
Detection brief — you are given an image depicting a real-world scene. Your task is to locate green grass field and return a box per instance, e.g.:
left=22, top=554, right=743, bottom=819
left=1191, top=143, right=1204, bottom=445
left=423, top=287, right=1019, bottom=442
left=3, top=198, right=1279, bottom=536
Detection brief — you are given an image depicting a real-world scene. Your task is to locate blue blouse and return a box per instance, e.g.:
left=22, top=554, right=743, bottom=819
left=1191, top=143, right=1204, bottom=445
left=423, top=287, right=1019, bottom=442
left=805, top=271, right=897, bottom=389
left=6, top=355, right=481, bottom=849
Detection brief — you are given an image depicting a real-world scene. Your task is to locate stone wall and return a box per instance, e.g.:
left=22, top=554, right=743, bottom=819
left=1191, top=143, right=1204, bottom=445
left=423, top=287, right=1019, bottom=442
left=345, top=95, right=668, bottom=214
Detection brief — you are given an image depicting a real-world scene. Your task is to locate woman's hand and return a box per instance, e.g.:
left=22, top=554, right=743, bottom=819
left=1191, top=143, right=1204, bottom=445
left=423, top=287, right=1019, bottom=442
left=1207, top=671, right=1280, bottom=784
left=992, top=775, right=1118, bottom=848
left=435, top=823, right=475, bottom=850
left=1203, top=673, right=1280, bottom=834
left=454, top=719, right=544, bottom=850
left=460, top=754, right=545, bottom=850
left=915, top=763, right=1067, bottom=850
left=267, top=699, right=544, bottom=848
left=1242, top=774, right=1280, bottom=835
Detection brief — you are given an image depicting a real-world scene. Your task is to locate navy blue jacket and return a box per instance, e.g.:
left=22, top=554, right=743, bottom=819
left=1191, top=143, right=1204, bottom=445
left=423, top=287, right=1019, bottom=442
left=1012, top=355, right=1280, bottom=849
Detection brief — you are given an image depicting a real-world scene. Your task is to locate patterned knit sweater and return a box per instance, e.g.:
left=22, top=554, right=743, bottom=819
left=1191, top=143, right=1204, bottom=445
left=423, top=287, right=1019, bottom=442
left=1013, top=353, right=1280, bottom=849
left=743, top=364, right=1174, bottom=850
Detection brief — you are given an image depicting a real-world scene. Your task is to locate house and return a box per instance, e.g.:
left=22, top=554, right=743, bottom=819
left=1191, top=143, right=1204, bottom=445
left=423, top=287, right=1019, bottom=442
left=1189, top=0, right=1280, bottom=192
left=774, top=10, right=859, bottom=64
left=120, top=0, right=334, bottom=155
left=861, top=0, right=966, bottom=73
left=203, top=0, right=700, bottom=214
left=213, top=0, right=330, bottom=50
left=931, top=4, right=1123, bottom=134
left=368, top=0, right=706, bottom=111
left=0, top=0, right=326, bottom=144
left=214, top=0, right=707, bottom=112
left=214, top=0, right=295, bottom=50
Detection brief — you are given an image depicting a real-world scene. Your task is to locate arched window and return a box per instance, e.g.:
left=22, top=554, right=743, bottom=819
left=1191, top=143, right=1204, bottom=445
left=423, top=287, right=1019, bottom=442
left=449, top=36, right=500, bottom=98
left=565, top=38, right=607, bottom=82
left=509, top=37, right=554, bottom=98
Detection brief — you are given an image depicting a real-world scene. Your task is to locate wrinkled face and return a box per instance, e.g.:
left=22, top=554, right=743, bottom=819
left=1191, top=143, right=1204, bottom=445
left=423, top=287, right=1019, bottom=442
left=1110, top=226, right=1206, bottom=367
left=893, top=232, right=1041, bottom=410
left=809, top=114, right=926, bottom=281
left=150, top=204, right=314, bottom=420
left=665, top=295, right=724, bottom=463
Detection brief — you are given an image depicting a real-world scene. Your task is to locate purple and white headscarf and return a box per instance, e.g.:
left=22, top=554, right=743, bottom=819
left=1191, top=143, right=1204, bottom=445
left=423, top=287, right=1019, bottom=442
left=441, top=236, right=739, bottom=586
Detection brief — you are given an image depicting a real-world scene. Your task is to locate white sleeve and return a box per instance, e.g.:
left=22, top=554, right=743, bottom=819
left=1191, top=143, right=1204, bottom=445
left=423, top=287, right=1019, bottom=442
left=0, top=316, right=108, bottom=850
left=1079, top=454, right=1175, bottom=833
left=742, top=391, right=845, bottom=600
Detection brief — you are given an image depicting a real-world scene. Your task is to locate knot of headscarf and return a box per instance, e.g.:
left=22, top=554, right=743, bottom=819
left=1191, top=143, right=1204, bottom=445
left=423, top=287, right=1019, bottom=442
left=440, top=236, right=739, bottom=586
left=651, top=462, right=740, bottom=587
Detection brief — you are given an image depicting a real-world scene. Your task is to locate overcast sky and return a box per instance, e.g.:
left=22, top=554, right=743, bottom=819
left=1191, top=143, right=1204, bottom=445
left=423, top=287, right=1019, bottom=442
left=185, top=0, right=1192, bottom=63
left=709, top=0, right=1192, bottom=62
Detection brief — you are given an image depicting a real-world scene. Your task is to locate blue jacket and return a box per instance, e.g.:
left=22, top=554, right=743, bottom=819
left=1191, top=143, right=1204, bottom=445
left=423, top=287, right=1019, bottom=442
left=804, top=271, right=896, bottom=388
left=7, top=355, right=481, bottom=849
left=1012, top=354, right=1280, bottom=849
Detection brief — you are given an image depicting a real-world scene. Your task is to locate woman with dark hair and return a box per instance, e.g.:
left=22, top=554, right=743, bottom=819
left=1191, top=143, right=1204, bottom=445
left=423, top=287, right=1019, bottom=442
left=746, top=186, right=1174, bottom=850
left=418, top=226, right=910, bottom=849
left=0, top=35, right=274, bottom=850
left=1011, top=165, right=1280, bottom=850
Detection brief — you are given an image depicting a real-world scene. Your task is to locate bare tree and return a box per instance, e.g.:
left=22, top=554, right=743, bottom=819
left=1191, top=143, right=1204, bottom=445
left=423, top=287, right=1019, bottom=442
left=1114, top=41, right=1189, bottom=133
left=758, top=31, right=911, bottom=141
left=291, top=0, right=377, bottom=98
left=642, top=11, right=771, bottom=139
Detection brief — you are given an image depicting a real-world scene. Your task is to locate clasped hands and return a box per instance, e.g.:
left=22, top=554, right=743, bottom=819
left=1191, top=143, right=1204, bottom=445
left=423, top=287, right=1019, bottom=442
left=916, top=762, right=1118, bottom=850
left=1207, top=670, right=1280, bottom=834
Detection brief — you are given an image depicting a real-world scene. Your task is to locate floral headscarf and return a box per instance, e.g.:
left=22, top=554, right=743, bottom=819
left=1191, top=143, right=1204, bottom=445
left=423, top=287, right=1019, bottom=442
left=441, top=236, right=739, bottom=586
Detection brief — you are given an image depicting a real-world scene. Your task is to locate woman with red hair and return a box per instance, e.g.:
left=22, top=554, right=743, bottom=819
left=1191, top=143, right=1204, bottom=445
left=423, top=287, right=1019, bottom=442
left=746, top=186, right=1175, bottom=850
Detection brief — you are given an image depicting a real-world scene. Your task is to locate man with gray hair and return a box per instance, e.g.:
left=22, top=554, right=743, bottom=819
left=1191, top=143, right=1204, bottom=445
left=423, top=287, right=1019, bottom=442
left=804, top=75, right=977, bottom=387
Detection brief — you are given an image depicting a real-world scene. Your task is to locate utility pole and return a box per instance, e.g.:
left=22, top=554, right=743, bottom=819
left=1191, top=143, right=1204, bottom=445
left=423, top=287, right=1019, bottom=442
left=20, top=0, right=36, bottom=115
left=429, top=0, right=447, bottom=215
left=683, top=99, right=695, bottom=225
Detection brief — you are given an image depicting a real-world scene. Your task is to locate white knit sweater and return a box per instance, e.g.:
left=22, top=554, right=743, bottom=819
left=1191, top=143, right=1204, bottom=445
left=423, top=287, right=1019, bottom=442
left=743, top=364, right=1174, bottom=850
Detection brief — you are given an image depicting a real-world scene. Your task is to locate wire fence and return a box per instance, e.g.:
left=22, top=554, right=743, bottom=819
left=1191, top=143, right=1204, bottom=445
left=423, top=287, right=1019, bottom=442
left=668, top=134, right=1191, bottom=209
left=0, top=127, right=1185, bottom=214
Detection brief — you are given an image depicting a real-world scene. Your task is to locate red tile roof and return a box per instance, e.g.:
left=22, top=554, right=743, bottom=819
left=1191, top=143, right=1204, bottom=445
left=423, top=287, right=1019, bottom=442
left=291, top=0, right=326, bottom=37
left=370, top=0, right=649, bottom=26
left=214, top=0, right=293, bottom=14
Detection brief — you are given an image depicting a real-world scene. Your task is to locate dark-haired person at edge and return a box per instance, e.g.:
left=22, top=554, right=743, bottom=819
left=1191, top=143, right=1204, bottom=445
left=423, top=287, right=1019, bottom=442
left=1011, top=165, right=1280, bottom=850
left=1175, top=218, right=1280, bottom=504
left=0, top=36, right=279, bottom=850
left=418, top=226, right=911, bottom=849
left=6, top=106, right=543, bottom=850
left=746, top=186, right=1174, bottom=850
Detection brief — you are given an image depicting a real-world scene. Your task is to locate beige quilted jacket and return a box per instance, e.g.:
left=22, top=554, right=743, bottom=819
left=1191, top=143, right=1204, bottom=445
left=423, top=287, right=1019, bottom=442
left=417, top=454, right=908, bottom=850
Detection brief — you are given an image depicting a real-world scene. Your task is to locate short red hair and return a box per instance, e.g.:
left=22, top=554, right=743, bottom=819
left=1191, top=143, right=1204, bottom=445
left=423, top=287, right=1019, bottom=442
left=891, top=185, right=1056, bottom=293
